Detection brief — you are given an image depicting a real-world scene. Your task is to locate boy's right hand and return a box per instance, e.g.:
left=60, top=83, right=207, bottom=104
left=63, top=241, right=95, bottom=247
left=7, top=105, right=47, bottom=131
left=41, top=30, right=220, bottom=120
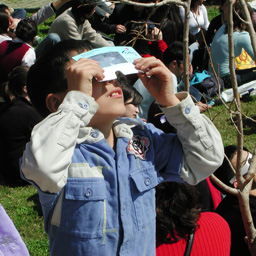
left=66, top=58, right=105, bottom=96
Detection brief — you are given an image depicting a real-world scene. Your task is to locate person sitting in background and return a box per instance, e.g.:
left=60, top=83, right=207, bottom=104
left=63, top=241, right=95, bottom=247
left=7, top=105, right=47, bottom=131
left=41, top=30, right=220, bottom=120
left=0, top=66, right=42, bottom=186
left=122, top=85, right=143, bottom=118
left=156, top=182, right=231, bottom=256
left=209, top=1, right=256, bottom=88
left=48, top=0, right=110, bottom=47
left=89, top=0, right=118, bottom=43
left=123, top=20, right=167, bottom=60
left=206, top=0, right=228, bottom=46
left=0, top=0, right=71, bottom=32
left=214, top=145, right=256, bottom=256
left=0, top=4, right=26, bottom=32
left=124, top=21, right=171, bottom=120
left=0, top=10, right=14, bottom=43
left=179, top=0, right=209, bottom=45
left=163, top=41, right=212, bottom=112
left=161, top=4, right=184, bottom=47
left=108, top=0, right=153, bottom=45
left=179, top=0, right=209, bottom=71
left=0, top=18, right=37, bottom=83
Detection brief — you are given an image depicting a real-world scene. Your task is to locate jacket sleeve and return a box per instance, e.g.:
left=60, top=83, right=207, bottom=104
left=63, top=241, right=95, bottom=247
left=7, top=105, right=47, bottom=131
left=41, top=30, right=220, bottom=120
left=82, top=20, right=111, bottom=47
left=201, top=5, right=210, bottom=31
left=21, top=91, right=99, bottom=193
left=161, top=92, right=224, bottom=185
left=30, top=3, right=55, bottom=25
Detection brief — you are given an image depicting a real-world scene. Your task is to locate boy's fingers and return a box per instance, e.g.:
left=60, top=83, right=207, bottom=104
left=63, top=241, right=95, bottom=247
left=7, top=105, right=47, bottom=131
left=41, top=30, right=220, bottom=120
left=137, top=72, right=149, bottom=85
left=67, top=58, right=105, bottom=81
left=134, top=57, right=165, bottom=73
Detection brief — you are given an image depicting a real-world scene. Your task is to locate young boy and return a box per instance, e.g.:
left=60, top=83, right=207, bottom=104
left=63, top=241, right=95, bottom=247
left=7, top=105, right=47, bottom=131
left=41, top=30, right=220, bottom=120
left=21, top=39, right=224, bottom=256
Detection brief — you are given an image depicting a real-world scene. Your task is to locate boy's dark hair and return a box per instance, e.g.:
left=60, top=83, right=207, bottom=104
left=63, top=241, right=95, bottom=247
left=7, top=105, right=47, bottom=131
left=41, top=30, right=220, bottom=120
left=123, top=86, right=143, bottom=106
left=15, top=18, right=37, bottom=43
left=156, top=182, right=201, bottom=243
left=8, top=66, right=29, bottom=98
left=27, top=39, right=93, bottom=117
left=72, top=0, right=97, bottom=24
left=0, top=10, right=9, bottom=34
left=163, top=41, right=184, bottom=66
left=213, top=145, right=249, bottom=192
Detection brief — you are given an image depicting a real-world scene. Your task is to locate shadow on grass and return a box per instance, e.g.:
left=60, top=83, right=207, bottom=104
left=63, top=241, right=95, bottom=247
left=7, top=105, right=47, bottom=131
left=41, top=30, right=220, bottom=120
left=38, top=28, right=50, bottom=34
left=28, top=193, right=43, bottom=217
left=231, top=113, right=256, bottom=136
left=243, top=115, right=256, bottom=135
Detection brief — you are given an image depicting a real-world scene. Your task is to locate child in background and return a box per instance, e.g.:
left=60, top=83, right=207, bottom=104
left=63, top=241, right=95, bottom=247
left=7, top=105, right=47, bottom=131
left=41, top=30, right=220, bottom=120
left=21, top=39, right=224, bottom=256
left=122, top=85, right=143, bottom=118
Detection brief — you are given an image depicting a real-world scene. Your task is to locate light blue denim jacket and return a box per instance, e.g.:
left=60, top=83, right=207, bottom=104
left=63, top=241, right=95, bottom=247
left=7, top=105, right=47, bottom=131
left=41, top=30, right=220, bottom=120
left=21, top=91, right=224, bottom=256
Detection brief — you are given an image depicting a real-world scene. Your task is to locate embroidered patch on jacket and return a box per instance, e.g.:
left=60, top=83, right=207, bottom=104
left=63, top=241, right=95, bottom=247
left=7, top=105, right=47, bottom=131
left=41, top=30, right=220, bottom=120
left=127, top=135, right=150, bottom=160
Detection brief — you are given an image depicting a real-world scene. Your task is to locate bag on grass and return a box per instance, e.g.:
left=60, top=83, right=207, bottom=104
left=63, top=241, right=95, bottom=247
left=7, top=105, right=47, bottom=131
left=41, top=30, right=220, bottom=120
left=190, top=70, right=224, bottom=97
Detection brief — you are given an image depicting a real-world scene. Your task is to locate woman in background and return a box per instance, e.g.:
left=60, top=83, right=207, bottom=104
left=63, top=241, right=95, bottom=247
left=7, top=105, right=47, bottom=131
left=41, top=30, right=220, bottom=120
left=156, top=182, right=231, bottom=256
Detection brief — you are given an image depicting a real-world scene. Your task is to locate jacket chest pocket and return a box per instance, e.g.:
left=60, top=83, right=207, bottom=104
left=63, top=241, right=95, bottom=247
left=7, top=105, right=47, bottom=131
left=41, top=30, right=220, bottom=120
left=130, top=168, right=161, bottom=230
left=61, top=178, right=107, bottom=238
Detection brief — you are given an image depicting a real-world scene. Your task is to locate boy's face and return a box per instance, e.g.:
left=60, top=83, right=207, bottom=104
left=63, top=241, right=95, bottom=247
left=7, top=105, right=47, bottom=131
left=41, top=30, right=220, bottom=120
left=63, top=51, right=126, bottom=126
left=91, top=79, right=126, bottom=120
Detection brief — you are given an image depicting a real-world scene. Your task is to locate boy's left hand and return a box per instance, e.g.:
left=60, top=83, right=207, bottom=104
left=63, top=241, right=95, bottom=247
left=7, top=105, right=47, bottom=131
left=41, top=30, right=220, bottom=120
left=134, top=57, right=180, bottom=107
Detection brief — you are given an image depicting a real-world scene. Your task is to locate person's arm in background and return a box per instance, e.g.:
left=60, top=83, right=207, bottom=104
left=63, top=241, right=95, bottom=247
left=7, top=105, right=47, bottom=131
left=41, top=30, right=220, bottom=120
left=201, top=4, right=210, bottom=31
left=236, top=31, right=256, bottom=61
left=30, top=0, right=71, bottom=25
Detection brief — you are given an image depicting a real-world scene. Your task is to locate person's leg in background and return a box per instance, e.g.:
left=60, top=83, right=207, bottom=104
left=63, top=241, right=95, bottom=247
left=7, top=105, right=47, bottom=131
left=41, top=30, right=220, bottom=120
left=11, top=8, right=27, bottom=19
left=35, top=33, right=61, bottom=59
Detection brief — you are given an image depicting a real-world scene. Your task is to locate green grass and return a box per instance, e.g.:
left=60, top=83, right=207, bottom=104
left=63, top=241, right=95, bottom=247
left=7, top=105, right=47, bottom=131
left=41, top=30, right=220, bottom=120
left=205, top=95, right=256, bottom=152
left=0, top=184, right=49, bottom=256
left=207, top=5, right=220, bottom=22
left=0, top=5, right=255, bottom=256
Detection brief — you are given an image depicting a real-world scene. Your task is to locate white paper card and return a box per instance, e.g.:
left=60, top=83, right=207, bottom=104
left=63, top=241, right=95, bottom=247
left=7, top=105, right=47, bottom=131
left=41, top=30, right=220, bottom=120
left=72, top=46, right=142, bottom=81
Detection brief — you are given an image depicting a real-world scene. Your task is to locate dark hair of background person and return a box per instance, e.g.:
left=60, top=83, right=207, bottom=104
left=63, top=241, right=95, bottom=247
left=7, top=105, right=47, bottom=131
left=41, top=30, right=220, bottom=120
left=224, top=1, right=253, bottom=34
left=71, top=0, right=97, bottom=25
left=161, top=4, right=184, bottom=46
left=156, top=182, right=202, bottom=243
left=190, top=0, right=200, bottom=10
left=0, top=4, right=8, bottom=12
left=8, top=66, right=29, bottom=98
left=0, top=10, right=9, bottom=34
left=147, top=101, right=177, bottom=134
left=163, top=41, right=184, bottom=67
left=219, top=0, right=227, bottom=13
left=122, top=86, right=143, bottom=106
left=27, top=39, right=92, bottom=118
left=213, top=145, right=249, bottom=194
left=15, top=18, right=37, bottom=43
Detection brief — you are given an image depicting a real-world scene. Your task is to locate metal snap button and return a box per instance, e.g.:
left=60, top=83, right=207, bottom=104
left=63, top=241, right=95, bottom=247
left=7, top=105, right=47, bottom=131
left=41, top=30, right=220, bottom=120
left=144, top=178, right=151, bottom=186
left=185, top=107, right=191, bottom=114
left=85, top=188, right=92, bottom=197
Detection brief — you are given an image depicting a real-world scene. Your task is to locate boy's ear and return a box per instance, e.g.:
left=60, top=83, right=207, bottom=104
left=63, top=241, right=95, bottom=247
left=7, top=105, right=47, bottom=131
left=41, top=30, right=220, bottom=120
left=23, top=85, right=27, bottom=94
left=46, top=93, right=63, bottom=113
